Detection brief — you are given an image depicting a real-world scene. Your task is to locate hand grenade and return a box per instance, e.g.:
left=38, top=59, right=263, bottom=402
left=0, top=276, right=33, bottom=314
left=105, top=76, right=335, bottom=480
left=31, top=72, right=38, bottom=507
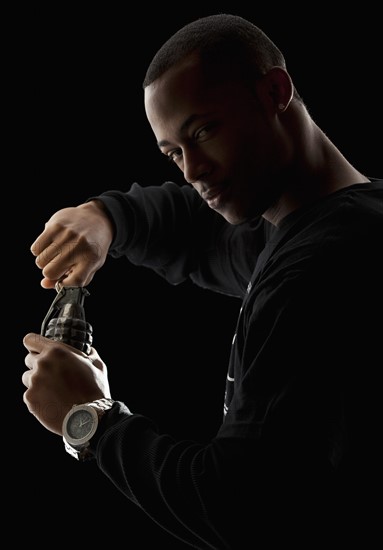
left=41, top=284, right=93, bottom=355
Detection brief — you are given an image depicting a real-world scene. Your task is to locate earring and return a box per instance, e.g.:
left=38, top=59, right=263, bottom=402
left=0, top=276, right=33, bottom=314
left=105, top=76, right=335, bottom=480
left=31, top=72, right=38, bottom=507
left=278, top=103, right=285, bottom=111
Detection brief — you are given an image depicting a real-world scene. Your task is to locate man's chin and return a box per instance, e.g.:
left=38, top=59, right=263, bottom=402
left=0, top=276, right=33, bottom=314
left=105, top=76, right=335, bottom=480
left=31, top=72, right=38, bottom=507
left=218, top=207, right=248, bottom=225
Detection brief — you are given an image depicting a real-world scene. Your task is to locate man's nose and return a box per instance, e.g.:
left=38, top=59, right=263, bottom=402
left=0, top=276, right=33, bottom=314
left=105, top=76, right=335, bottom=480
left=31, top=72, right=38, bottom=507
left=183, top=148, right=212, bottom=185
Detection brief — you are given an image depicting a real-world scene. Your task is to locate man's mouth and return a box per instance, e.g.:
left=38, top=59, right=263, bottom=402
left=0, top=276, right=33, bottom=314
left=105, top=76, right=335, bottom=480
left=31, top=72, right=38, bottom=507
left=202, top=184, right=229, bottom=209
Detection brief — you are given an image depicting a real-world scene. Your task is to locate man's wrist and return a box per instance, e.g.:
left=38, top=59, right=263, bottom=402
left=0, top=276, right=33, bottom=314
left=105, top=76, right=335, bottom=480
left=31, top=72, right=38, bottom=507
left=62, top=398, right=116, bottom=461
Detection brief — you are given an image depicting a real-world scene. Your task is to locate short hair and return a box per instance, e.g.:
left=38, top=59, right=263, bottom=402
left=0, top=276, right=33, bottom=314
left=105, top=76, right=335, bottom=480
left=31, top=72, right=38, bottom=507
left=143, top=14, right=299, bottom=98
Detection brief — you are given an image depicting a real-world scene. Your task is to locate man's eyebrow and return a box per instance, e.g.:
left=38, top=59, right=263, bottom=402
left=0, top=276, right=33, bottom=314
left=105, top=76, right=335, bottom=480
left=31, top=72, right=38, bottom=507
left=157, top=113, right=207, bottom=149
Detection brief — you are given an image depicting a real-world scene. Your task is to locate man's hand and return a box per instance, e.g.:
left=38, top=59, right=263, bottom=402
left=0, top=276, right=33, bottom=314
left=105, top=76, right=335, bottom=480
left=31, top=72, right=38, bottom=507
left=31, top=200, right=114, bottom=288
left=22, top=333, right=111, bottom=435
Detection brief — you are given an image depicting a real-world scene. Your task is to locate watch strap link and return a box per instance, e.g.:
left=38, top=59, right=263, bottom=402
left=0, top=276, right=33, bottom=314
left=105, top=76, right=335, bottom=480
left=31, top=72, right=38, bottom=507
left=89, top=398, right=115, bottom=414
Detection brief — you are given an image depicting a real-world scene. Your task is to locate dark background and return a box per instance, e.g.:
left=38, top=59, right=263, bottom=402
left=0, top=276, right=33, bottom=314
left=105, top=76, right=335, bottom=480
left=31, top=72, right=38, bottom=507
left=15, top=6, right=380, bottom=548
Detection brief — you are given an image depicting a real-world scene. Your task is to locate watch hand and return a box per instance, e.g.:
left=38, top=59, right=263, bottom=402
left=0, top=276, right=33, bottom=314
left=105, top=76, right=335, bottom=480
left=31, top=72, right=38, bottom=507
left=79, top=419, right=91, bottom=427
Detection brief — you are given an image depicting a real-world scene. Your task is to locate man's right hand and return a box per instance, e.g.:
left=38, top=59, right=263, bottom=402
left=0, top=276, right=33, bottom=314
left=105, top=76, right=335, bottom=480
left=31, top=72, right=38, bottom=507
left=31, top=200, right=114, bottom=288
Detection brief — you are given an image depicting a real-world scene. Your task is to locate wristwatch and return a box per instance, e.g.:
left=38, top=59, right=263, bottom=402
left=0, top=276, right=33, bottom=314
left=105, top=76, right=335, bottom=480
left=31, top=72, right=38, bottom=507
left=62, top=398, right=115, bottom=461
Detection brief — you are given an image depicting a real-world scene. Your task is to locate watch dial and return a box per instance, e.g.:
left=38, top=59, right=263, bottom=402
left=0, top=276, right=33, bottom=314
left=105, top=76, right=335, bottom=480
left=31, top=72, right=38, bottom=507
left=67, top=409, right=96, bottom=440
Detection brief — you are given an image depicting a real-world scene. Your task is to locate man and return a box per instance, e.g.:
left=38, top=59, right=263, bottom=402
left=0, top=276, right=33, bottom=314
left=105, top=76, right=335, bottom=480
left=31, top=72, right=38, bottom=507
left=23, top=14, right=383, bottom=548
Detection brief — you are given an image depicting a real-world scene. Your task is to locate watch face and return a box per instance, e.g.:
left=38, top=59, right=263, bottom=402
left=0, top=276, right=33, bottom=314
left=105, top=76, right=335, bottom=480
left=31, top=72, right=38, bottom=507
left=64, top=405, right=98, bottom=445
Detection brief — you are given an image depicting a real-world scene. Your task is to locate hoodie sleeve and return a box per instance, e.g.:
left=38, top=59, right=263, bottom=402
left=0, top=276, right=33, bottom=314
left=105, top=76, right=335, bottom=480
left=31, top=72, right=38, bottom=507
left=89, top=181, right=269, bottom=298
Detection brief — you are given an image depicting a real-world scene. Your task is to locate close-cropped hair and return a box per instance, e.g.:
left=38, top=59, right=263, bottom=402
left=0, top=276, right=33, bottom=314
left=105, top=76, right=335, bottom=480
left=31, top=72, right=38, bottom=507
left=143, top=13, right=292, bottom=94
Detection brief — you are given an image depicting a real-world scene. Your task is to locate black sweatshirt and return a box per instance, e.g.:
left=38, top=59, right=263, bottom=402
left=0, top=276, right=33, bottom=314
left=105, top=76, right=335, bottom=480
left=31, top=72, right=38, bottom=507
left=88, top=179, right=383, bottom=549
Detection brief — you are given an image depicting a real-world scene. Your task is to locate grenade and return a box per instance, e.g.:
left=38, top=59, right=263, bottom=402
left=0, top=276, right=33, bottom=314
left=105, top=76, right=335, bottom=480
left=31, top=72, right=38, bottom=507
left=41, top=284, right=93, bottom=355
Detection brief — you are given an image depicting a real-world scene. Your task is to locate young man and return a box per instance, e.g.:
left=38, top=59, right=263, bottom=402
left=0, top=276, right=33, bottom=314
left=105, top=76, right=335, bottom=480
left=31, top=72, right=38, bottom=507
left=23, top=14, right=382, bottom=548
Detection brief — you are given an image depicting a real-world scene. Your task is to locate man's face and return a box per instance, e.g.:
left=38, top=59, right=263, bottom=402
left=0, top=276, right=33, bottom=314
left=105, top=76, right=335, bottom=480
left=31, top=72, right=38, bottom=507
left=145, top=55, right=285, bottom=224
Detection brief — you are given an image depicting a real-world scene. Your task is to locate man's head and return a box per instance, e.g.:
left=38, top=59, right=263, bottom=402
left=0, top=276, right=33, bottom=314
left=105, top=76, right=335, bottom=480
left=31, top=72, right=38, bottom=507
left=144, top=14, right=289, bottom=89
left=144, top=14, right=300, bottom=224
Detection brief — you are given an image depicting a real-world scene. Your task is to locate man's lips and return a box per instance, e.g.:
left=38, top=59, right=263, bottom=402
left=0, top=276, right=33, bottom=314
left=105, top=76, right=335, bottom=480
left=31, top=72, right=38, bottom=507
left=202, top=184, right=229, bottom=208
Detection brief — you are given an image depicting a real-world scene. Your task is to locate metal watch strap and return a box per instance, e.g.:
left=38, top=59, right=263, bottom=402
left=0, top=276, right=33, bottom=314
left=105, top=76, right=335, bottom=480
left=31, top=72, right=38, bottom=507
left=89, top=398, right=115, bottom=414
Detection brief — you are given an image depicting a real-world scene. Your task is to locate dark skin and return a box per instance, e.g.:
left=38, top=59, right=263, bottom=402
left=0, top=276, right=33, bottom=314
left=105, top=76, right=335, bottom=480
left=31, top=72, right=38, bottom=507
left=145, top=54, right=369, bottom=225
left=23, top=54, right=370, bottom=435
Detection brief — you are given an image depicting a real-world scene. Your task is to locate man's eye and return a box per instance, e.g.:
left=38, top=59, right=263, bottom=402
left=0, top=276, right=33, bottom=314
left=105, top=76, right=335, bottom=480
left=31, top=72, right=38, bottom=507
left=195, top=123, right=216, bottom=140
left=167, top=149, right=182, bottom=163
left=195, top=127, right=208, bottom=140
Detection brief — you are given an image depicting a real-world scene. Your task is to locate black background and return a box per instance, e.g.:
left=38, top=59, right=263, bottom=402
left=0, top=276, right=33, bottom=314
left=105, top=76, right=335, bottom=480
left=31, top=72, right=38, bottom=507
left=15, top=6, right=380, bottom=548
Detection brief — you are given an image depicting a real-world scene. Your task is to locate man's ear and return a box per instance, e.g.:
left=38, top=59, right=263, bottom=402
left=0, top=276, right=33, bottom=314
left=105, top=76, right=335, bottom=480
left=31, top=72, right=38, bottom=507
left=254, top=67, right=293, bottom=113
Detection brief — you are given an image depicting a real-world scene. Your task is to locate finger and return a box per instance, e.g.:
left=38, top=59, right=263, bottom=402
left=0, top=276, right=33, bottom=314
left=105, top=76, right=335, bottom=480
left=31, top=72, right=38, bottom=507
left=23, top=332, right=52, bottom=354
left=22, top=369, right=32, bottom=388
left=41, top=267, right=73, bottom=288
left=33, top=241, right=63, bottom=269
left=24, top=351, right=36, bottom=370
left=40, top=245, right=95, bottom=287
left=36, top=242, right=77, bottom=279
left=41, top=278, right=60, bottom=289
left=31, top=233, right=52, bottom=256
left=87, top=348, right=103, bottom=369
left=31, top=227, right=61, bottom=258
left=42, top=265, right=95, bottom=289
